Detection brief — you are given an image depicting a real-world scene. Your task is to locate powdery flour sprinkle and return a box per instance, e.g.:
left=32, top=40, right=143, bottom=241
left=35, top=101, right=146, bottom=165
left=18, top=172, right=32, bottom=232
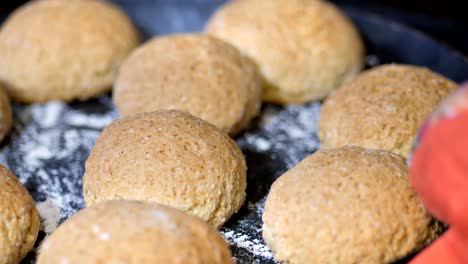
left=0, top=97, right=116, bottom=234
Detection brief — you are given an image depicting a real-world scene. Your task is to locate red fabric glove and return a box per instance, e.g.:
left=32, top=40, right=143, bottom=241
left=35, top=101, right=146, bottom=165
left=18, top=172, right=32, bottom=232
left=410, top=84, right=468, bottom=264
left=410, top=229, right=462, bottom=264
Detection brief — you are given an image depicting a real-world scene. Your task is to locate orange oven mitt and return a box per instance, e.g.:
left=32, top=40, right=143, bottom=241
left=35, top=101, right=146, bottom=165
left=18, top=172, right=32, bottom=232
left=409, top=83, right=468, bottom=264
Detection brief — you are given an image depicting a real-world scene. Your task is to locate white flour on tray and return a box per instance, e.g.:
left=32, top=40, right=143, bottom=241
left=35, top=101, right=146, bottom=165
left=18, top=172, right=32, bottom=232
left=0, top=97, right=116, bottom=234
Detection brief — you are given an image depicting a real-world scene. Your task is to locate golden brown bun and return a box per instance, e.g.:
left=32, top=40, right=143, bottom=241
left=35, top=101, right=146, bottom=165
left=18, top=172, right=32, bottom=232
left=37, top=200, right=233, bottom=264
left=263, top=146, right=441, bottom=264
left=0, top=0, right=140, bottom=103
left=205, top=0, right=364, bottom=104
left=0, top=165, right=40, bottom=264
left=318, top=64, right=457, bottom=158
left=83, top=110, right=246, bottom=228
left=0, top=85, right=12, bottom=142
left=113, top=34, right=263, bottom=136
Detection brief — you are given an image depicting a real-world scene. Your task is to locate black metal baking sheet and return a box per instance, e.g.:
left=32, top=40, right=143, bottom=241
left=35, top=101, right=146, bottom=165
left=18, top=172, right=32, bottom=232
left=0, top=1, right=464, bottom=263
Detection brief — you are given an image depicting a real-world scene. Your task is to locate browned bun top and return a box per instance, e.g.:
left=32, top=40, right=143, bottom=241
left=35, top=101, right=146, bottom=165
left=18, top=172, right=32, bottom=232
left=0, top=165, right=40, bottom=264
left=206, top=0, right=364, bottom=104
left=319, top=64, right=457, bottom=158
left=0, top=0, right=140, bottom=103
left=37, top=200, right=233, bottom=264
left=263, top=146, right=441, bottom=264
left=83, top=110, right=247, bottom=228
left=113, top=33, right=263, bottom=136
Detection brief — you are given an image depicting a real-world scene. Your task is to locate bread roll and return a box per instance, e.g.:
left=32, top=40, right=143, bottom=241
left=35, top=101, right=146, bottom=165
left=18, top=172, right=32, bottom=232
left=0, top=85, right=12, bottom=142
left=205, top=0, right=364, bottom=104
left=0, top=0, right=140, bottom=103
left=263, top=146, right=441, bottom=264
left=37, top=200, right=233, bottom=264
left=113, top=34, right=262, bottom=136
left=83, top=110, right=247, bottom=228
left=0, top=165, right=40, bottom=264
left=319, top=64, right=457, bottom=158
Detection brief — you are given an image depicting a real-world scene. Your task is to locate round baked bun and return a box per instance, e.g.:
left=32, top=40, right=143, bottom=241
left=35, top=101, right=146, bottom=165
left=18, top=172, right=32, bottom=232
left=0, top=85, right=12, bottom=142
left=113, top=34, right=263, bottom=136
left=0, top=165, right=40, bottom=264
left=318, top=64, right=457, bottom=158
left=37, top=200, right=233, bottom=264
left=263, top=146, right=440, bottom=264
left=0, top=0, right=140, bottom=103
left=205, top=0, right=364, bottom=104
left=83, top=110, right=247, bottom=228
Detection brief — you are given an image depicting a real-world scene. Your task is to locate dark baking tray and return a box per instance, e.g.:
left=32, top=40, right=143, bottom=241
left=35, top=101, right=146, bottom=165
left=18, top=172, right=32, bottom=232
left=0, top=1, right=464, bottom=263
